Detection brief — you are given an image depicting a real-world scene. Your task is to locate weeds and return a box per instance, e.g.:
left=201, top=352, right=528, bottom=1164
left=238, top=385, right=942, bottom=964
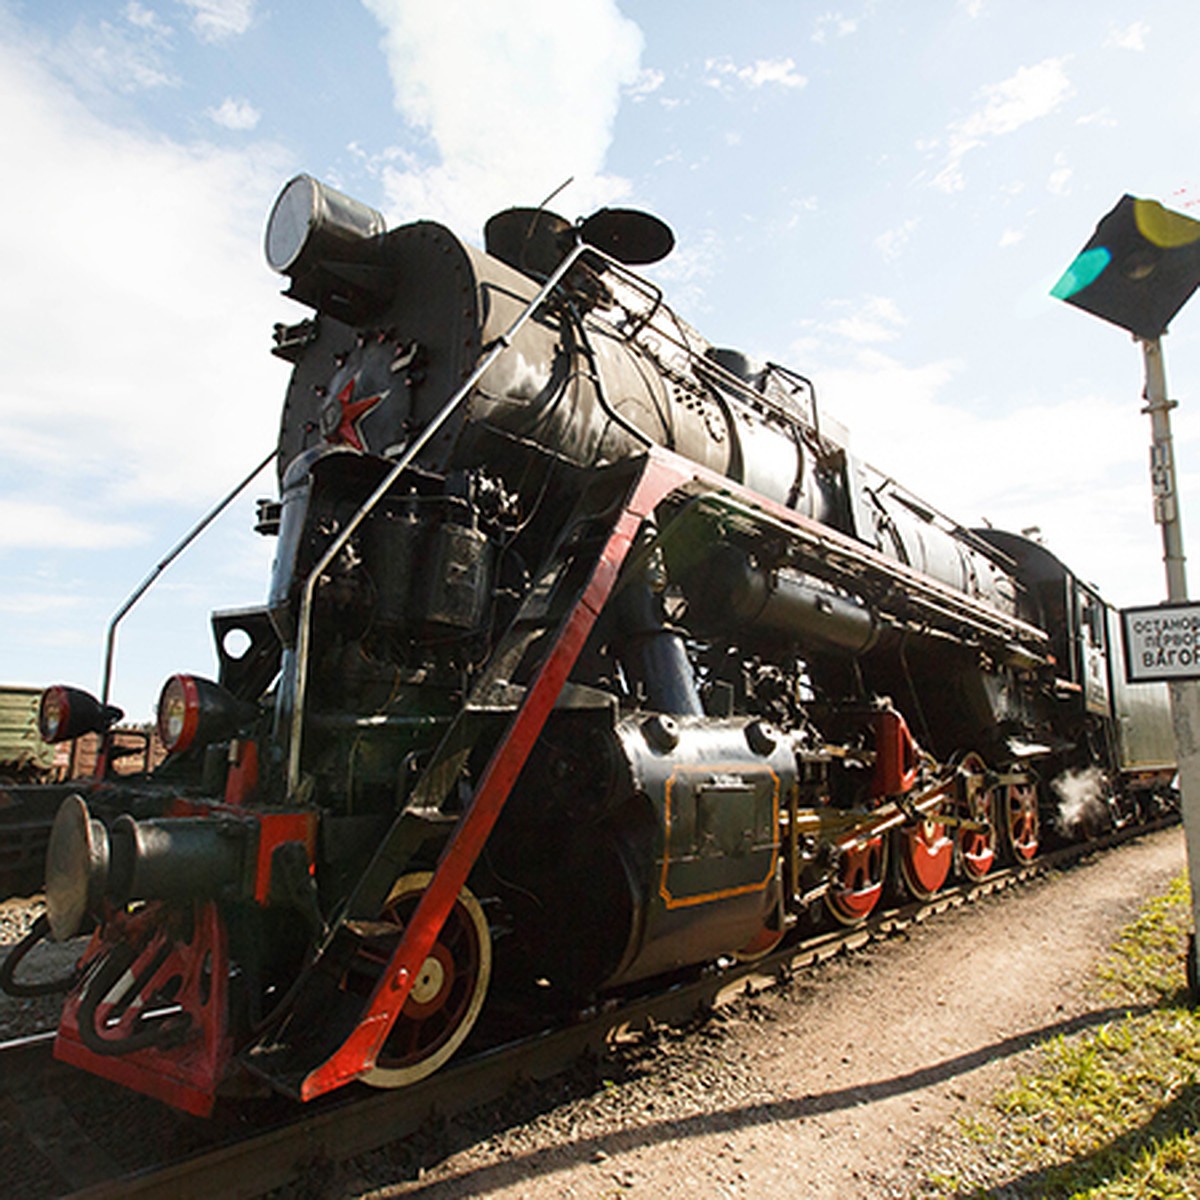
left=924, top=869, right=1200, bottom=1198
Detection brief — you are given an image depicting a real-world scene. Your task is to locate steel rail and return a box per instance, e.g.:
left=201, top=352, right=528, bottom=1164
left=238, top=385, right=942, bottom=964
left=0, top=816, right=1173, bottom=1200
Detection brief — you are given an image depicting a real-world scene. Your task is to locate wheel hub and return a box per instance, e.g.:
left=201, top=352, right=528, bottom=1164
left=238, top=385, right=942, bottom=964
left=406, top=946, right=454, bottom=1012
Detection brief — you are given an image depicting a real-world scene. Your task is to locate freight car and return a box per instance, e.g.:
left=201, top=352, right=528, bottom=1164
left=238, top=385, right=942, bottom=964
left=0, top=686, right=63, bottom=897
left=0, top=686, right=57, bottom=783
left=0, top=687, right=160, bottom=898
left=1, top=176, right=1175, bottom=1115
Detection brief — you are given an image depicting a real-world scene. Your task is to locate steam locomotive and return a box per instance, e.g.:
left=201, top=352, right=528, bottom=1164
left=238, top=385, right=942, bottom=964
left=2, top=175, right=1175, bottom=1116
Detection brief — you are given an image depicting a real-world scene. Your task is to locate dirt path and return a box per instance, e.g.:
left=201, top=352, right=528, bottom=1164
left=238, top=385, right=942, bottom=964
left=343, top=827, right=1184, bottom=1200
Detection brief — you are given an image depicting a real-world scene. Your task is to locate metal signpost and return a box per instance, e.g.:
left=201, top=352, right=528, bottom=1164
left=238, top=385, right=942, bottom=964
left=1053, top=194, right=1200, bottom=995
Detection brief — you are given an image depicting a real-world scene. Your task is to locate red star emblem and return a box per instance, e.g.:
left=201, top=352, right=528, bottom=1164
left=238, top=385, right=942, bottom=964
left=327, top=376, right=385, bottom=451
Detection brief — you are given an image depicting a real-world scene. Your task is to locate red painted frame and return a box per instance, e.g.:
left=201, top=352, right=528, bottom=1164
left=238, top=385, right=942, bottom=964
left=54, top=901, right=231, bottom=1117
left=300, top=452, right=691, bottom=1099
left=53, top=803, right=315, bottom=1114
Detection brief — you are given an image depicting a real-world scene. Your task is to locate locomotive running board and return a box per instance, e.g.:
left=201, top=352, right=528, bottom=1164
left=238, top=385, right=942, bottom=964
left=241, top=452, right=691, bottom=1101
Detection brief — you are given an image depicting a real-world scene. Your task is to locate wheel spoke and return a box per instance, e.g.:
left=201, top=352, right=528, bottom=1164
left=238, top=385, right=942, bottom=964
left=897, top=814, right=953, bottom=901
left=826, top=834, right=887, bottom=924
left=360, top=872, right=492, bottom=1090
left=1004, top=780, right=1040, bottom=862
left=956, top=752, right=996, bottom=882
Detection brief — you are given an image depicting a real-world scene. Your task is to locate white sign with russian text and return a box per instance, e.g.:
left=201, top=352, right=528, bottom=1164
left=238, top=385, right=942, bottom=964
left=1121, top=603, right=1200, bottom=682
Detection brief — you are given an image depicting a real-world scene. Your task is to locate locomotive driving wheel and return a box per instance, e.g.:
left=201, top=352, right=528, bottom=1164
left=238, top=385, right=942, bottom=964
left=955, top=751, right=996, bottom=883
left=1001, top=776, right=1040, bottom=862
left=826, top=832, right=888, bottom=925
left=361, top=872, right=492, bottom=1089
left=896, top=812, right=953, bottom=901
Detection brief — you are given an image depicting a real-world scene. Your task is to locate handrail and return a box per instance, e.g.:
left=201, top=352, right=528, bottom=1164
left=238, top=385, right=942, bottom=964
left=101, top=448, right=277, bottom=707
left=285, top=239, right=597, bottom=798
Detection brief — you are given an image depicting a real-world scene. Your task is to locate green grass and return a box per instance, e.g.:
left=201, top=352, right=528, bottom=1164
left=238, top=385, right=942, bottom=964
left=923, top=872, right=1200, bottom=1198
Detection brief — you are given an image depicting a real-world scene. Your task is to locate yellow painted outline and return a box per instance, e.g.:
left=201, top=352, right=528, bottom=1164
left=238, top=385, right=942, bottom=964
left=657, top=761, right=780, bottom=910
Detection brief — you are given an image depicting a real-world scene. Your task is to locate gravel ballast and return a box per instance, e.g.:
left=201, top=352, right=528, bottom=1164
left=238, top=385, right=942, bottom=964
left=1, top=828, right=1185, bottom=1198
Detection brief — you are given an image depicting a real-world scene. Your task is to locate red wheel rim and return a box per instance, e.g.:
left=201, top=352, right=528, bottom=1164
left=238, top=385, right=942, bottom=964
left=956, top=752, right=996, bottom=883
left=1005, top=780, right=1039, bottom=862
left=376, top=897, right=480, bottom=1070
left=898, top=817, right=953, bottom=900
left=357, top=873, right=491, bottom=1088
left=827, top=834, right=887, bottom=924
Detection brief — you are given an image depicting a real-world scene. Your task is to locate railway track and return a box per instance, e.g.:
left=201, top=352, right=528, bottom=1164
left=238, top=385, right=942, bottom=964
left=0, top=818, right=1174, bottom=1199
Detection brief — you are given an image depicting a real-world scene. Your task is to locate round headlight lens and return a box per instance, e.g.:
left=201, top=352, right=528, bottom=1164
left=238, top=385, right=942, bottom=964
left=39, top=686, right=70, bottom=743
left=157, top=674, right=200, bottom=754
left=265, top=175, right=317, bottom=274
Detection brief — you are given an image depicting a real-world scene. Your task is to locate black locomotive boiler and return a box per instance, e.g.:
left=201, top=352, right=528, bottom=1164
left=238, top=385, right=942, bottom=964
left=6, top=175, right=1175, bottom=1115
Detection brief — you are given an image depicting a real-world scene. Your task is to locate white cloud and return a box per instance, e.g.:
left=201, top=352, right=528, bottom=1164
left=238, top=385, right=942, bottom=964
left=812, top=12, right=858, bottom=44
left=0, top=39, right=290, bottom=518
left=960, top=59, right=1073, bottom=138
left=741, top=58, right=807, bottom=88
left=125, top=3, right=172, bottom=38
left=647, top=226, right=721, bottom=317
left=179, top=0, right=255, bottom=41
left=51, top=15, right=176, bottom=94
left=1047, top=152, right=1071, bottom=195
left=929, top=58, right=1073, bottom=193
left=207, top=96, right=261, bottom=130
left=705, top=56, right=807, bottom=90
left=782, top=194, right=820, bottom=230
left=875, top=217, right=919, bottom=262
left=1106, top=21, right=1149, bottom=51
left=0, top=592, right=86, bottom=617
left=627, top=66, right=664, bottom=101
left=363, top=0, right=643, bottom=233
left=823, top=296, right=906, bottom=344
left=1075, top=109, right=1117, bottom=128
left=998, top=227, right=1025, bottom=247
left=960, top=0, right=984, bottom=16
left=0, top=502, right=146, bottom=550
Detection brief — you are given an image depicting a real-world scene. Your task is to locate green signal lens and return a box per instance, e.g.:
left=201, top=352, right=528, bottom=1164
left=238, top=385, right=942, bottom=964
left=1050, top=247, right=1112, bottom=301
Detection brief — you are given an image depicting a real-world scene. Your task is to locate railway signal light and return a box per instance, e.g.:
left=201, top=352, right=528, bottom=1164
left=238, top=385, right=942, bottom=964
left=1053, top=193, right=1200, bottom=1003
left=1051, top=194, right=1200, bottom=340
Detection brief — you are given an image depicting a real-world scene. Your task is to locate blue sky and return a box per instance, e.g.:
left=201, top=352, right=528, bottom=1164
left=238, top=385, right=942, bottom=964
left=2, top=0, right=1198, bottom=721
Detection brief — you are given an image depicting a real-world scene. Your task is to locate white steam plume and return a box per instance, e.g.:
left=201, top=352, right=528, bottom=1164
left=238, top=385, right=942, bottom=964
left=1051, top=765, right=1109, bottom=837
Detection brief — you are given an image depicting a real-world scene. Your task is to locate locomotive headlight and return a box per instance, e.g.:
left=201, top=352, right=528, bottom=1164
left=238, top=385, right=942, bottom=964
left=38, top=685, right=122, bottom=743
left=157, top=674, right=200, bottom=753
left=156, top=674, right=257, bottom=755
left=265, top=174, right=386, bottom=277
left=39, top=687, right=69, bottom=742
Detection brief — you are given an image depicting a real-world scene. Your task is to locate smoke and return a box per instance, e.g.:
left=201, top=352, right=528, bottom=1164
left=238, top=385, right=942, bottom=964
left=361, top=0, right=644, bottom=233
left=1051, top=765, right=1109, bottom=836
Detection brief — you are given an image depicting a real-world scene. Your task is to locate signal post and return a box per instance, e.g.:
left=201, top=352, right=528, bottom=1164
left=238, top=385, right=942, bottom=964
left=1054, top=196, right=1200, bottom=995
